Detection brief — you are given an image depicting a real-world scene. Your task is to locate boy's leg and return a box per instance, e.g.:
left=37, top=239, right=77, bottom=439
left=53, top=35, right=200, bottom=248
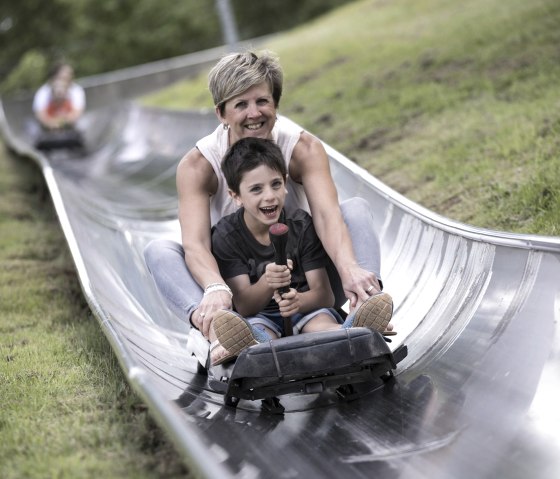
left=144, top=239, right=202, bottom=323
left=300, top=313, right=341, bottom=333
left=211, top=310, right=276, bottom=366
left=300, top=303, right=393, bottom=335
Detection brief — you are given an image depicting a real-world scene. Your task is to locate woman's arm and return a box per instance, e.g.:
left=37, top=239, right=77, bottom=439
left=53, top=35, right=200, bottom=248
left=63, top=85, right=86, bottom=125
left=177, top=148, right=232, bottom=337
left=289, top=132, right=381, bottom=307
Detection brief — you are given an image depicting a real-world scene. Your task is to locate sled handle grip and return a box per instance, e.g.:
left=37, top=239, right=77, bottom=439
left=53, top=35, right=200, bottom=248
left=269, top=223, right=292, bottom=336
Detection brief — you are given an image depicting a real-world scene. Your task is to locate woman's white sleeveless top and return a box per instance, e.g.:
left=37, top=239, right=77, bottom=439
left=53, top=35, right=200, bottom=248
left=196, top=119, right=310, bottom=226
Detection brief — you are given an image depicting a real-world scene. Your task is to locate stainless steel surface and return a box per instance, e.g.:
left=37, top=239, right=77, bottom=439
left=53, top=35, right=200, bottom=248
left=1, top=49, right=559, bottom=479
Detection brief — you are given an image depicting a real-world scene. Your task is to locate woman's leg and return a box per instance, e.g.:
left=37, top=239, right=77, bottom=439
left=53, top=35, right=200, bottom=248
left=340, top=197, right=381, bottom=278
left=143, top=239, right=202, bottom=323
left=327, top=197, right=383, bottom=308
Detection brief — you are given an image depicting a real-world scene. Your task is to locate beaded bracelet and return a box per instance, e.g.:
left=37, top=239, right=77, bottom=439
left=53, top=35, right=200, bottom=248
left=204, top=282, right=233, bottom=298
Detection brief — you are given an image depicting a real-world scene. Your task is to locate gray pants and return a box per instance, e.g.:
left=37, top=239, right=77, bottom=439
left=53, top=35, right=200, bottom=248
left=144, top=197, right=382, bottom=322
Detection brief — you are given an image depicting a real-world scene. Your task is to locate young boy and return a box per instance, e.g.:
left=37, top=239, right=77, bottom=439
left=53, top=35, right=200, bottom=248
left=210, top=137, right=392, bottom=365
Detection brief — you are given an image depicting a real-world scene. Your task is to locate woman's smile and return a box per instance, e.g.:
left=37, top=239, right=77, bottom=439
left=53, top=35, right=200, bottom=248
left=245, top=121, right=265, bottom=131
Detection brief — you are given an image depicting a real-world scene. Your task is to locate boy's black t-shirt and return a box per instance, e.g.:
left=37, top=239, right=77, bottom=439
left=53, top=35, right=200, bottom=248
left=211, top=208, right=329, bottom=314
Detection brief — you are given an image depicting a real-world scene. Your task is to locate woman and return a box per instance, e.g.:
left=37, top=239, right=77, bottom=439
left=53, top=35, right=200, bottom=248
left=32, top=63, right=86, bottom=130
left=144, top=50, right=392, bottom=345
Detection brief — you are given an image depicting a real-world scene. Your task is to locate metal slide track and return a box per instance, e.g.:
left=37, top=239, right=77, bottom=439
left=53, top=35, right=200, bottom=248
left=1, top=49, right=559, bottom=479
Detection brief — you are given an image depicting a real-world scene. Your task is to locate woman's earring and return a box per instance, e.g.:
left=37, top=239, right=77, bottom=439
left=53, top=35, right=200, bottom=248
left=223, top=123, right=229, bottom=130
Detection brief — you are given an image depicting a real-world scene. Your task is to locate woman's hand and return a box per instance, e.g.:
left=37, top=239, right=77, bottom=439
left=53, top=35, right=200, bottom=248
left=340, top=263, right=381, bottom=309
left=274, top=288, right=300, bottom=317
left=192, top=290, right=232, bottom=339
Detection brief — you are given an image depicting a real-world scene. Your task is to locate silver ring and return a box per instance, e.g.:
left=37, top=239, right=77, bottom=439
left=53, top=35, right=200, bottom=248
left=366, top=285, right=375, bottom=293
left=200, top=313, right=205, bottom=318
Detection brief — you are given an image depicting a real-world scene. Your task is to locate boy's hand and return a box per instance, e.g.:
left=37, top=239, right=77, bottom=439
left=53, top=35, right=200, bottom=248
left=265, top=259, right=293, bottom=291
left=274, top=288, right=300, bottom=317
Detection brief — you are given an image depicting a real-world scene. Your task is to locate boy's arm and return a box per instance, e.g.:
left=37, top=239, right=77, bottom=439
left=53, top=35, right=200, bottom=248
left=292, top=267, right=335, bottom=314
left=226, top=274, right=276, bottom=317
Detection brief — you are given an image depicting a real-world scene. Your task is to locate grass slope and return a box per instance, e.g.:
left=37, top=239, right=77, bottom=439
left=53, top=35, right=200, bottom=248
left=147, top=0, right=560, bottom=235
left=0, top=148, right=188, bottom=478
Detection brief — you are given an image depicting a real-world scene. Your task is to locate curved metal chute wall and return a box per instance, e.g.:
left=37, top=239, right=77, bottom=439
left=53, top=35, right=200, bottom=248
left=1, top=49, right=559, bottom=479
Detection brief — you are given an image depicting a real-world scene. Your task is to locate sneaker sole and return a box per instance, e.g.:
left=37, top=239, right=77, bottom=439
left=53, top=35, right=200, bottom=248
left=353, top=292, right=393, bottom=332
left=213, top=310, right=259, bottom=359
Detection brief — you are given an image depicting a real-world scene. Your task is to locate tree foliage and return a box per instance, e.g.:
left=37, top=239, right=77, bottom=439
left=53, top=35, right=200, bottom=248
left=0, top=0, right=355, bottom=94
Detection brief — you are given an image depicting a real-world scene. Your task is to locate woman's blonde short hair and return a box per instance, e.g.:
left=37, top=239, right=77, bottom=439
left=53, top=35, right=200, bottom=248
left=209, top=50, right=283, bottom=114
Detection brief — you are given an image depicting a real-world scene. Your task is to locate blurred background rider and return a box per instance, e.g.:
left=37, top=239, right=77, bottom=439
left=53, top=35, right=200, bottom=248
left=32, top=63, right=85, bottom=130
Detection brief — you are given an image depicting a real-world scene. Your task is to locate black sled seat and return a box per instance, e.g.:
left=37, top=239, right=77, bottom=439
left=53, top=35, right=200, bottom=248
left=34, top=128, right=84, bottom=151
left=208, top=327, right=408, bottom=409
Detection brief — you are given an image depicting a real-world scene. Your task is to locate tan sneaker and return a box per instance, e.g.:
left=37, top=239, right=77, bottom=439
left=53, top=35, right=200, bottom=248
left=212, top=310, right=263, bottom=364
left=350, top=292, right=393, bottom=333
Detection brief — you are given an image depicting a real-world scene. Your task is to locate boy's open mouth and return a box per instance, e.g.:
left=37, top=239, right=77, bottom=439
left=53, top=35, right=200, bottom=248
left=260, top=205, right=278, bottom=217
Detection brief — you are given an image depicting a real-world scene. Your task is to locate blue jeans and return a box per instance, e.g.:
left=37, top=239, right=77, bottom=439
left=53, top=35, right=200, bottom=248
left=248, top=308, right=344, bottom=338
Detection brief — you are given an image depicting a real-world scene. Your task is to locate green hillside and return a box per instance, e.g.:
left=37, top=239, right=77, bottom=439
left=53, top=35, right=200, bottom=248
left=147, top=0, right=560, bottom=235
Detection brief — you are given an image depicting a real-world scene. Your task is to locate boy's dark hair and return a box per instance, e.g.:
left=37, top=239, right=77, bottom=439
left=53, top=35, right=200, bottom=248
left=221, top=137, right=287, bottom=194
